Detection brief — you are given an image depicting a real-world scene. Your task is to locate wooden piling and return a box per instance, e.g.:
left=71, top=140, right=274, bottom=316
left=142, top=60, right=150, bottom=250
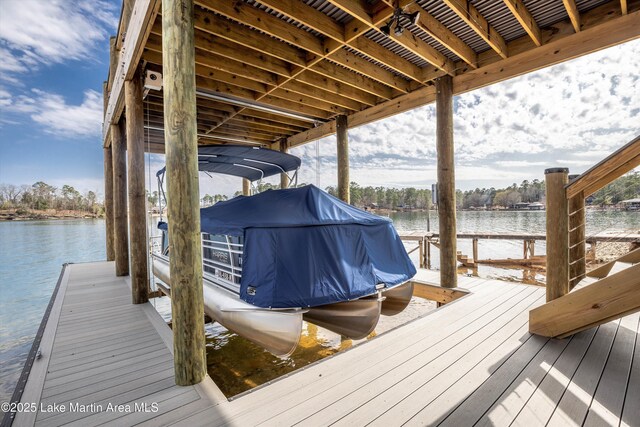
left=435, top=76, right=457, bottom=288
left=568, top=174, right=586, bottom=289
left=243, top=178, right=251, bottom=196
left=103, top=147, right=115, bottom=262
left=107, top=37, right=117, bottom=93
left=545, top=168, right=569, bottom=302
left=336, top=114, right=350, bottom=203
left=118, top=0, right=135, bottom=49
left=125, top=68, right=148, bottom=304
left=103, top=81, right=115, bottom=262
left=111, top=123, right=129, bottom=277
left=279, top=139, right=289, bottom=189
left=162, top=0, right=206, bottom=386
left=472, top=238, right=479, bottom=264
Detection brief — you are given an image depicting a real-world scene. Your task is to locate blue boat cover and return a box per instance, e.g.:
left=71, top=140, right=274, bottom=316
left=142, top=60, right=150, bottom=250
left=194, top=185, right=416, bottom=308
left=156, top=145, right=301, bottom=182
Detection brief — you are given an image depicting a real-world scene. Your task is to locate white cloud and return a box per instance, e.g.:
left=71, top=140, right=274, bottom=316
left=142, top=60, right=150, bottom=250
left=302, top=39, right=640, bottom=190
left=0, top=0, right=117, bottom=76
left=4, top=88, right=103, bottom=138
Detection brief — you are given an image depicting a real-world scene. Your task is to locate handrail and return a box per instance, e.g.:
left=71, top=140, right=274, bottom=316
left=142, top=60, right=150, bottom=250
left=566, top=134, right=640, bottom=199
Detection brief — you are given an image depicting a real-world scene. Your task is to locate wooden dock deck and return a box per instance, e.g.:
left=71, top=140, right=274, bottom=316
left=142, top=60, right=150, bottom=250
left=10, top=262, right=639, bottom=426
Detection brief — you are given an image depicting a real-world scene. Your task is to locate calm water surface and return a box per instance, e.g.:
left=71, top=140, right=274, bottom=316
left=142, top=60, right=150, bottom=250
left=0, top=219, right=105, bottom=403
left=1, top=210, right=638, bottom=400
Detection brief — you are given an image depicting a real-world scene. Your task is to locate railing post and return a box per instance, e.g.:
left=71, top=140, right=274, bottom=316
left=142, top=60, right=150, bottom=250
left=568, top=174, right=586, bottom=289
left=163, top=0, right=206, bottom=386
left=545, top=168, right=569, bottom=302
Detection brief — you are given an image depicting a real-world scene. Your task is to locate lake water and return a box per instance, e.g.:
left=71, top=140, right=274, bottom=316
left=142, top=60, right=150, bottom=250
left=1, top=210, right=638, bottom=401
left=0, top=219, right=106, bottom=403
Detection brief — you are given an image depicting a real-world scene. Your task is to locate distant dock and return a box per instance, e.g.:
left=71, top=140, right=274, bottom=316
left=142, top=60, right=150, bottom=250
left=400, top=231, right=640, bottom=269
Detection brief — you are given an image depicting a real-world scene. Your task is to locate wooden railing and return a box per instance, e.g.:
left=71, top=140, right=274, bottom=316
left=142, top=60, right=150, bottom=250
left=545, top=134, right=640, bottom=302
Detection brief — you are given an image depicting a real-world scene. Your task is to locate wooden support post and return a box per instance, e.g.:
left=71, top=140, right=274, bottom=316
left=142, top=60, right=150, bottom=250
left=419, top=238, right=424, bottom=269
left=279, top=139, right=289, bottom=189
left=103, top=147, right=115, bottom=262
left=111, top=123, right=129, bottom=276
left=336, top=114, right=350, bottom=204
left=435, top=76, right=457, bottom=288
left=107, top=37, right=118, bottom=93
left=125, top=69, right=149, bottom=304
left=545, top=168, right=569, bottom=302
left=243, top=178, right=251, bottom=196
left=103, top=81, right=115, bottom=262
left=569, top=174, right=586, bottom=289
left=162, top=0, right=206, bottom=386
left=120, top=0, right=135, bottom=42
left=472, top=238, right=478, bottom=263
left=426, top=240, right=431, bottom=269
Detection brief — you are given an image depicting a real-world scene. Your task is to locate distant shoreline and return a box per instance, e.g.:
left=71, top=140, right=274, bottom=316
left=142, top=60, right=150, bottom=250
left=0, top=209, right=103, bottom=221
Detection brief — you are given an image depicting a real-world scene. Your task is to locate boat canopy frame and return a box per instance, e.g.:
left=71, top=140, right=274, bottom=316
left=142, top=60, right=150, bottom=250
left=155, top=145, right=302, bottom=213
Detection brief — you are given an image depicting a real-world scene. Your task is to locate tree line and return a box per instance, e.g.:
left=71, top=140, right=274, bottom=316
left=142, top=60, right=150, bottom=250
left=5, top=172, right=635, bottom=214
left=590, top=171, right=639, bottom=205
left=324, top=172, right=639, bottom=210
left=0, top=182, right=102, bottom=213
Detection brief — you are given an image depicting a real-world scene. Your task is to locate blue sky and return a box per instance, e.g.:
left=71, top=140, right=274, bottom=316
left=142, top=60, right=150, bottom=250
left=1, top=0, right=639, bottom=199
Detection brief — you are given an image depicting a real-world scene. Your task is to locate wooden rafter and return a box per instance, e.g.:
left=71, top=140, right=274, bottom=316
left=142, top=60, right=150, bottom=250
left=405, top=3, right=478, bottom=69
left=191, top=0, right=418, bottom=140
left=326, top=0, right=455, bottom=76
left=503, top=0, right=542, bottom=46
left=442, top=0, right=508, bottom=59
left=622, top=0, right=628, bottom=14
left=562, top=0, right=581, bottom=33
left=288, top=4, right=640, bottom=147
left=198, top=0, right=417, bottom=88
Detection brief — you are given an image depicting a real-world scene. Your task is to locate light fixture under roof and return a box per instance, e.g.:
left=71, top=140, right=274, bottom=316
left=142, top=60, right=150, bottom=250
left=380, top=4, right=420, bottom=38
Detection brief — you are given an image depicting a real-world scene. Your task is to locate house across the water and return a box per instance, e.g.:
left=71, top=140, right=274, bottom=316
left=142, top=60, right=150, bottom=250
left=621, top=198, right=640, bottom=210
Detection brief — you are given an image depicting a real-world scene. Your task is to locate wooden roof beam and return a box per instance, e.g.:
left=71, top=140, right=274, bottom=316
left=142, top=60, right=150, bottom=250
left=195, top=25, right=391, bottom=101
left=621, top=1, right=628, bottom=14
left=503, top=0, right=542, bottom=46
left=203, top=55, right=364, bottom=113
left=442, top=0, right=508, bottom=59
left=306, top=60, right=393, bottom=101
left=291, top=71, right=378, bottom=107
left=211, top=127, right=277, bottom=142
left=288, top=4, right=640, bottom=147
left=194, top=76, right=332, bottom=120
left=405, top=4, right=478, bottom=69
left=325, top=0, right=456, bottom=77
left=192, top=1, right=406, bottom=134
left=193, top=9, right=306, bottom=66
left=562, top=0, right=581, bottom=33
left=198, top=0, right=419, bottom=88
left=217, top=122, right=289, bottom=138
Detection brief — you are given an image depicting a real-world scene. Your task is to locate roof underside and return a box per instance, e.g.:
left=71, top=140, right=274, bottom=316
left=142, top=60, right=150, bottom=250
left=110, top=0, right=638, bottom=152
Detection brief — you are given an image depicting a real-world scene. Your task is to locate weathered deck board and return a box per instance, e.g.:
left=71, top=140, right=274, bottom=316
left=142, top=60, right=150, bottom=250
left=12, top=262, right=639, bottom=427
left=13, top=261, right=227, bottom=427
